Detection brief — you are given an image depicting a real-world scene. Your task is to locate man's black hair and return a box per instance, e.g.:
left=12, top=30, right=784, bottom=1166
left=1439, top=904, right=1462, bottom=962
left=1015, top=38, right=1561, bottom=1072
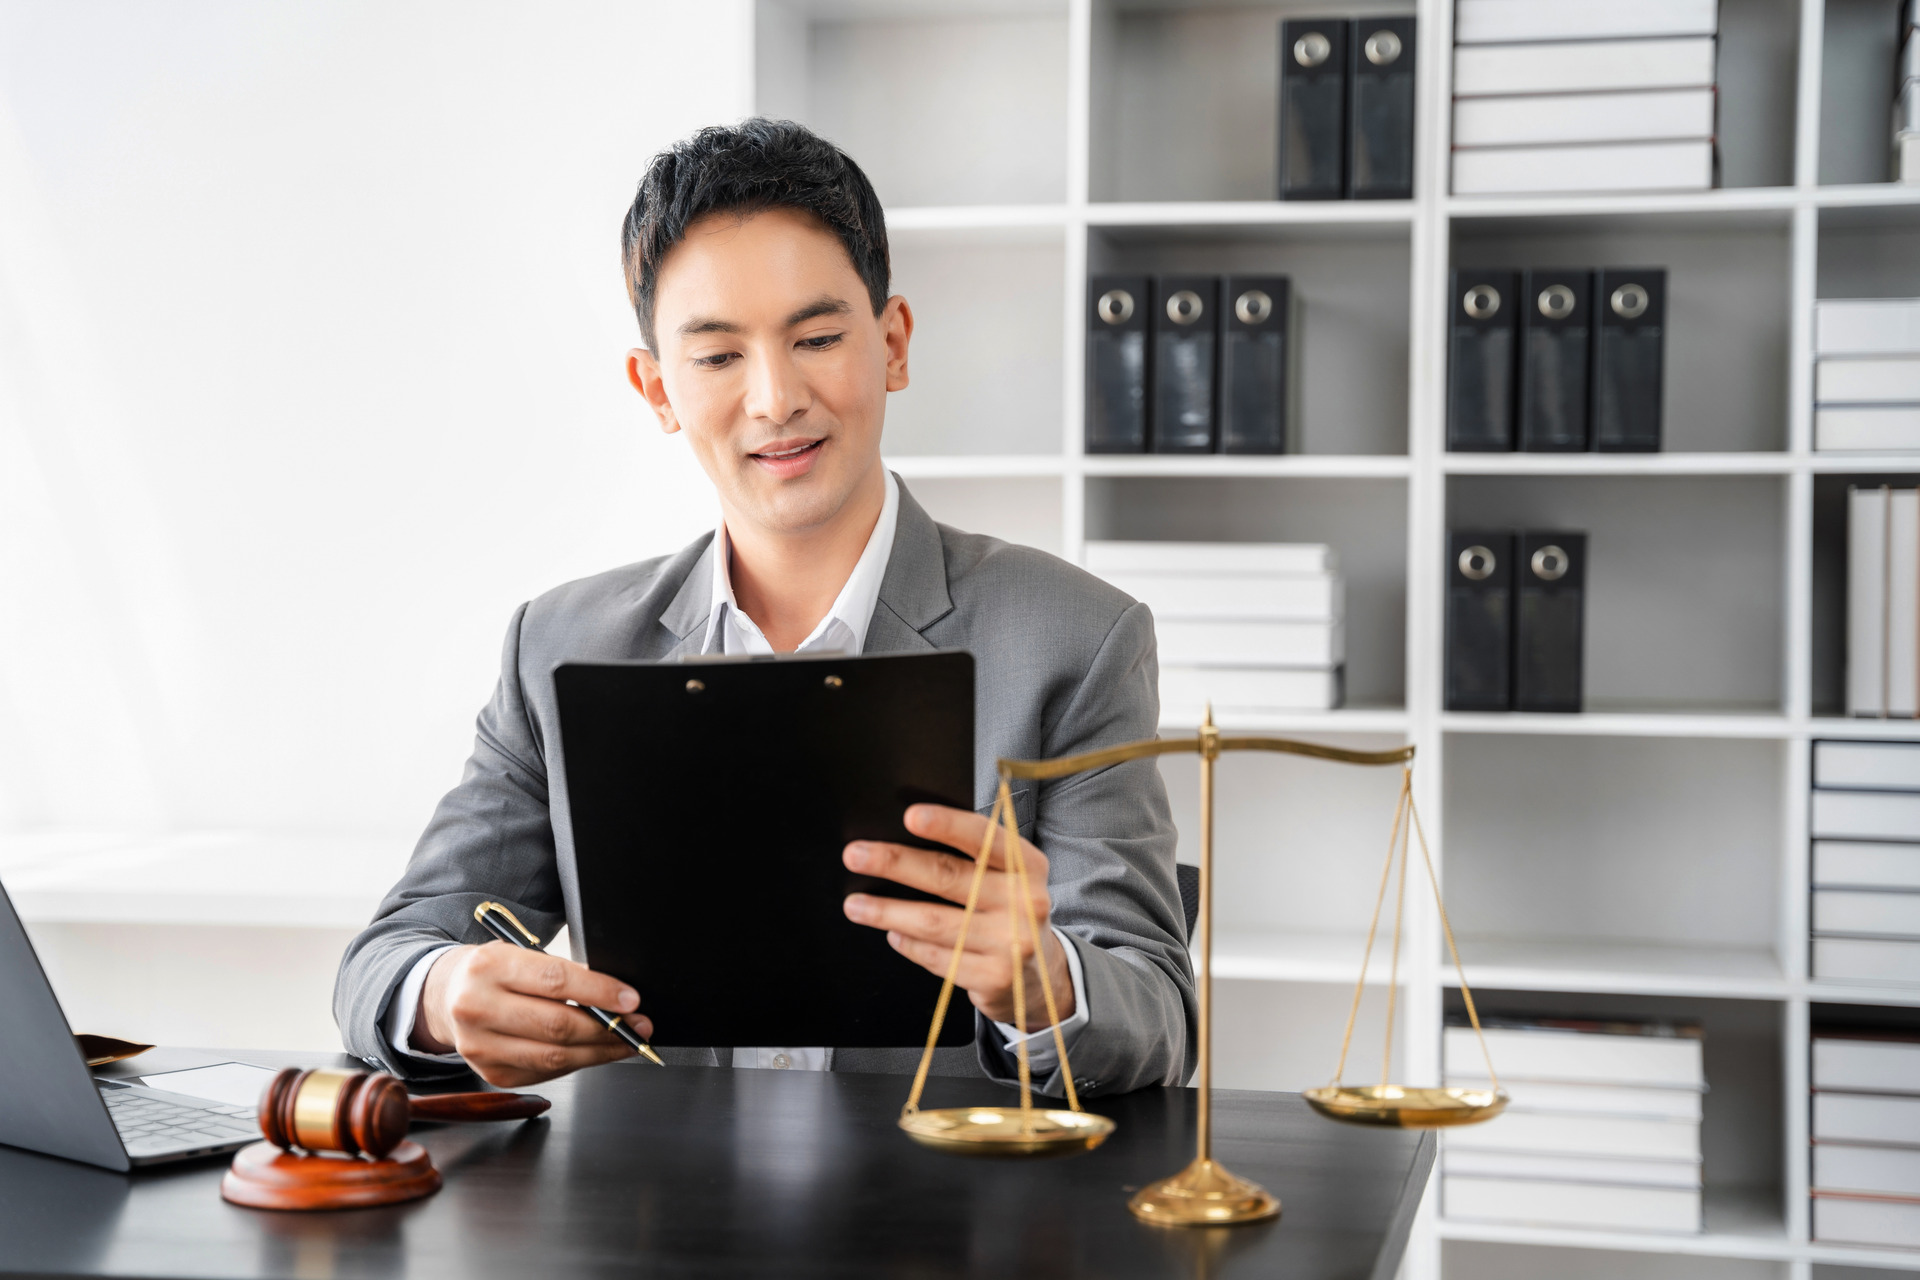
left=621, top=118, right=890, bottom=352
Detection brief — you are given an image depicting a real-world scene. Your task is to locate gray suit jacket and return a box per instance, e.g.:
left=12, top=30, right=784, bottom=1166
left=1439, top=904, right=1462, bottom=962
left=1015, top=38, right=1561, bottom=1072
left=334, top=478, right=1195, bottom=1096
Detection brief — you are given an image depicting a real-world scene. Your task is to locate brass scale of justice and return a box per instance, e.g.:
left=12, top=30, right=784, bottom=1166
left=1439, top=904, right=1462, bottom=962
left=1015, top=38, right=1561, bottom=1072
left=893, top=708, right=1510, bottom=1227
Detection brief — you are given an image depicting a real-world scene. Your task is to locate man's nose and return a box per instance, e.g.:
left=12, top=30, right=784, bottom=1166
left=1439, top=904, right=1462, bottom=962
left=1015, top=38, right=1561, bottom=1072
left=743, top=347, right=810, bottom=426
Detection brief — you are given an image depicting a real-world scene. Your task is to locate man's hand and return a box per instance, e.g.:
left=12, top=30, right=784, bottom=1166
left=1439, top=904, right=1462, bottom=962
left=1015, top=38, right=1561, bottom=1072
left=842, top=803, right=1074, bottom=1030
left=415, top=943, right=652, bottom=1088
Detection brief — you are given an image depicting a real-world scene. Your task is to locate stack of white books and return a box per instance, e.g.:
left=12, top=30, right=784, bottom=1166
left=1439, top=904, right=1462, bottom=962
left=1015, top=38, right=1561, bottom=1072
left=1819, top=301, right=1920, bottom=451
left=1848, top=487, right=1920, bottom=720
left=1441, top=1015, right=1706, bottom=1234
left=1900, top=1, right=1917, bottom=184
left=1084, top=541, right=1343, bottom=718
left=1812, top=1030, right=1920, bottom=1248
left=1450, top=0, right=1718, bottom=196
left=1811, top=741, right=1920, bottom=984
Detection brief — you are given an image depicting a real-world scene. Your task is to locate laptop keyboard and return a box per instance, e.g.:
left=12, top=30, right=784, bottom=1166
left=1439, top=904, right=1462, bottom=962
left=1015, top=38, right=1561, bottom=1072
left=101, top=1088, right=259, bottom=1159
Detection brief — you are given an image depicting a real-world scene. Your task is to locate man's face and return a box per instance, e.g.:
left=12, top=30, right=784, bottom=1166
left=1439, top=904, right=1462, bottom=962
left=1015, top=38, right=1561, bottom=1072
left=629, top=208, right=910, bottom=537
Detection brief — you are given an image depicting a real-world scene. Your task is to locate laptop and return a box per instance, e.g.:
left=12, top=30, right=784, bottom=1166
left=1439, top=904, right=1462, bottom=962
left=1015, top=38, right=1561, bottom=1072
left=0, top=877, right=262, bottom=1169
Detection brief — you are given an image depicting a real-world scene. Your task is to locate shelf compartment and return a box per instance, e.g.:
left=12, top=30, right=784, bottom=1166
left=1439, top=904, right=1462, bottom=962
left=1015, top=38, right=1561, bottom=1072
left=1449, top=223, right=1792, bottom=453
left=1087, top=201, right=1414, bottom=231
left=1210, top=974, right=1407, bottom=1093
left=1084, top=454, right=1410, bottom=478
left=1818, top=0, right=1910, bottom=188
left=1443, top=454, right=1795, bottom=477
left=1089, top=224, right=1411, bottom=456
left=1443, top=736, right=1786, bottom=976
left=754, top=1, right=1068, bottom=207
left=1441, top=711, right=1792, bottom=739
left=1448, top=475, right=1787, bottom=712
left=1443, top=1236, right=1791, bottom=1278
left=1812, top=474, right=1920, bottom=718
left=1090, top=475, right=1406, bottom=707
left=1438, top=1187, right=1788, bottom=1263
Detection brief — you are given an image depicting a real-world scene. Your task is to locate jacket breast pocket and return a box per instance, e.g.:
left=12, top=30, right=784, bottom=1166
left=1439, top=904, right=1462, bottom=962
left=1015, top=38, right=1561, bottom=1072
left=975, top=787, right=1035, bottom=841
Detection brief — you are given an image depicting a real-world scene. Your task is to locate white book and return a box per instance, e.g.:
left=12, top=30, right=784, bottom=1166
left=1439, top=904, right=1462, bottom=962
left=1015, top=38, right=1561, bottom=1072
left=1814, top=1193, right=1920, bottom=1248
left=1850, top=487, right=1890, bottom=716
left=1819, top=407, right=1920, bottom=451
left=1444, top=1175, right=1702, bottom=1233
left=1902, top=133, right=1920, bottom=185
left=1445, top=1023, right=1704, bottom=1088
left=1453, top=38, right=1718, bottom=97
left=1084, top=541, right=1335, bottom=575
left=1445, top=1109, right=1701, bottom=1161
left=1812, top=791, right=1920, bottom=840
left=1814, top=1036, right=1920, bottom=1092
left=1101, top=571, right=1342, bottom=621
left=1158, top=666, right=1342, bottom=714
left=1452, top=141, right=1713, bottom=196
left=1815, top=1143, right=1920, bottom=1197
left=1817, top=300, right=1920, bottom=357
left=1441, top=1149, right=1701, bottom=1189
left=1814, top=937, right=1920, bottom=984
left=1815, top=889, right=1920, bottom=937
left=1154, top=618, right=1344, bottom=668
left=1815, top=840, right=1920, bottom=890
left=1445, top=1077, right=1704, bottom=1121
left=1818, top=357, right=1920, bottom=404
left=1895, top=489, right=1919, bottom=719
left=1815, top=740, right=1920, bottom=790
left=1451, top=89, right=1715, bottom=148
left=1454, top=0, right=1719, bottom=44
left=1815, top=1091, right=1920, bottom=1145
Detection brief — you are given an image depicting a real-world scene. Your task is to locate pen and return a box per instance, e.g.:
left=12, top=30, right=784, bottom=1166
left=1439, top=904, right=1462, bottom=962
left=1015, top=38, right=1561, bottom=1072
left=473, top=901, right=664, bottom=1066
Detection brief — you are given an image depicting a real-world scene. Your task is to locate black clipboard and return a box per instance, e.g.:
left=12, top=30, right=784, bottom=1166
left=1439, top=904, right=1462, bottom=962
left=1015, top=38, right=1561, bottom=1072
left=555, top=651, right=976, bottom=1049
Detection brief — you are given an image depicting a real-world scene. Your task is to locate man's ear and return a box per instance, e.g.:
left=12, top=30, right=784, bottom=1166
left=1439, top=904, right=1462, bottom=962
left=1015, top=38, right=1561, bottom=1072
left=627, top=347, right=679, bottom=434
left=882, top=295, right=913, bottom=393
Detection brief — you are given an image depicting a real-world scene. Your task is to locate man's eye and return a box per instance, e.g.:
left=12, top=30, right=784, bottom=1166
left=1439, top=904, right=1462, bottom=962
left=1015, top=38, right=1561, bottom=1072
left=694, top=353, right=737, bottom=368
left=799, top=334, right=843, bottom=350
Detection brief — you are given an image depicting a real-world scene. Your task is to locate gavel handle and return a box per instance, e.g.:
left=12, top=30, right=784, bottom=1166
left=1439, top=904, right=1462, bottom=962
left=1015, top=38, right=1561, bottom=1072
left=407, top=1091, right=550, bottom=1123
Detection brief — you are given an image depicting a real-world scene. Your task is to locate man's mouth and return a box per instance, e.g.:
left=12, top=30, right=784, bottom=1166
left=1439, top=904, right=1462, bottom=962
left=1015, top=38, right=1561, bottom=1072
left=751, top=438, right=824, bottom=462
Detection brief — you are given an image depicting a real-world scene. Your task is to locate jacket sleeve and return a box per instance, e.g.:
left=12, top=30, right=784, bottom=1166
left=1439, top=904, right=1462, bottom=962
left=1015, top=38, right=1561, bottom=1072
left=974, top=600, right=1196, bottom=1097
left=332, top=603, right=567, bottom=1079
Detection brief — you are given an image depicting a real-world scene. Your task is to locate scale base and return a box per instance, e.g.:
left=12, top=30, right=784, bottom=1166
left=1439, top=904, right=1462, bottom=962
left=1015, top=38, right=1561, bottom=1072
left=1127, top=1158, right=1281, bottom=1227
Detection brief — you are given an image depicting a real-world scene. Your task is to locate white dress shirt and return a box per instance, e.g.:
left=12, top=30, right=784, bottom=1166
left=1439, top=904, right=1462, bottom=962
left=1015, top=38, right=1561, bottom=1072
left=385, top=470, right=1088, bottom=1072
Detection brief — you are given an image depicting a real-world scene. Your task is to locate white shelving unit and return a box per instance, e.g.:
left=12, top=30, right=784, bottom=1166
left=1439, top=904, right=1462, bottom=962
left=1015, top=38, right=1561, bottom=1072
left=752, top=1, right=1920, bottom=1276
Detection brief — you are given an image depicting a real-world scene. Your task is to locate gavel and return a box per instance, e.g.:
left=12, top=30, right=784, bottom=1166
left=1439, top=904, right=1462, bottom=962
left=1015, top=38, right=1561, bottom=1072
left=256, top=1067, right=549, bottom=1160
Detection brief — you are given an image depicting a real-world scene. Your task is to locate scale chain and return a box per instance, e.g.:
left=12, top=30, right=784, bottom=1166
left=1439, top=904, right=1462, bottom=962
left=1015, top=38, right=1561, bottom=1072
left=1331, top=770, right=1410, bottom=1086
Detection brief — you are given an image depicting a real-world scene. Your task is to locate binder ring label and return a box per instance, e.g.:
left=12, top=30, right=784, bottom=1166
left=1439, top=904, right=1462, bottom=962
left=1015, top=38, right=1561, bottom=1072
left=1610, top=283, right=1649, bottom=320
left=1364, top=30, right=1402, bottom=66
left=1462, top=284, right=1501, bottom=320
left=1458, top=546, right=1497, bottom=581
left=1096, top=289, right=1134, bottom=325
left=1537, top=284, right=1575, bottom=320
left=1293, top=31, right=1331, bottom=67
left=1166, top=290, right=1204, bottom=325
left=1235, top=290, right=1273, bottom=325
left=1530, top=545, right=1569, bottom=581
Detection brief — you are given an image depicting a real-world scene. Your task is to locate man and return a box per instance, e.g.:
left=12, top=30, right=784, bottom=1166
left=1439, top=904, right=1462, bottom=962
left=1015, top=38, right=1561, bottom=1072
left=334, top=119, right=1194, bottom=1098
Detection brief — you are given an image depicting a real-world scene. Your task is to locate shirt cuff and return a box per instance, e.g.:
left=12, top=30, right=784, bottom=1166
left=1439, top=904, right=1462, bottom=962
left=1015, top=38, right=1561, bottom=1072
left=382, top=945, right=465, bottom=1064
left=991, top=926, right=1090, bottom=1076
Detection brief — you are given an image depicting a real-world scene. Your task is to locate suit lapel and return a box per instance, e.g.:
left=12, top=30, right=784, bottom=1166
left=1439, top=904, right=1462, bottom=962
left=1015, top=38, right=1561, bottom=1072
left=867, top=478, right=954, bottom=654
left=655, top=534, right=718, bottom=659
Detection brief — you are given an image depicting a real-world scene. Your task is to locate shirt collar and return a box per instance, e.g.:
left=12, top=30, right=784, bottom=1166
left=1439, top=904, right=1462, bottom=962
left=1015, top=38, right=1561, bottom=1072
left=703, top=470, right=899, bottom=656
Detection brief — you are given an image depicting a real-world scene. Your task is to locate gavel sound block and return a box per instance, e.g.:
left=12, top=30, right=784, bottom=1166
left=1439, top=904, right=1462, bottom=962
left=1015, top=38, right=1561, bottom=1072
left=220, top=1068, right=548, bottom=1211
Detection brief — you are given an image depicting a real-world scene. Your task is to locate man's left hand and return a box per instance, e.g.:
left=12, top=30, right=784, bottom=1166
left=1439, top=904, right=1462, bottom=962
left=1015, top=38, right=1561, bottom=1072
left=842, top=803, right=1073, bottom=1031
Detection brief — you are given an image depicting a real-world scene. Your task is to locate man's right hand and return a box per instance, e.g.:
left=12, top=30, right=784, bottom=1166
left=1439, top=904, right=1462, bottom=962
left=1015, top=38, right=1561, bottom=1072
left=414, top=943, right=651, bottom=1087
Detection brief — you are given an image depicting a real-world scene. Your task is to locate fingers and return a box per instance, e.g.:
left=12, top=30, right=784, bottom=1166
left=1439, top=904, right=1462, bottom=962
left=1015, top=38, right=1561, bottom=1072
left=843, top=841, right=997, bottom=907
left=458, top=1030, right=637, bottom=1089
left=479, top=945, right=639, bottom=1014
left=902, top=804, right=1051, bottom=882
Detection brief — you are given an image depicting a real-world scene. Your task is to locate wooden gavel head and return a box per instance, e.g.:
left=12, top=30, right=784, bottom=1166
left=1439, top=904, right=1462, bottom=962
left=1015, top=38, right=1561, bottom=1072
left=257, top=1067, right=550, bottom=1160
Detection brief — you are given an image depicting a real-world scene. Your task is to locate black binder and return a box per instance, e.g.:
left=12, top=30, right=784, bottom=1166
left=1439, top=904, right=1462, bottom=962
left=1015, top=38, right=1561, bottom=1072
left=1279, top=19, right=1347, bottom=200
left=1220, top=275, right=1292, bottom=454
left=1086, top=275, right=1150, bottom=453
left=1445, top=531, right=1514, bottom=712
left=1514, top=531, right=1586, bottom=713
left=1592, top=267, right=1666, bottom=452
left=1152, top=275, right=1218, bottom=453
left=1518, top=269, right=1592, bottom=452
left=1447, top=270, right=1517, bottom=451
left=1348, top=16, right=1415, bottom=200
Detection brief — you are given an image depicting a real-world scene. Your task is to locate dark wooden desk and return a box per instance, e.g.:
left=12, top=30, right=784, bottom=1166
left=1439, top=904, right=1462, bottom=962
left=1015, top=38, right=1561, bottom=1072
left=1, top=1048, right=1434, bottom=1279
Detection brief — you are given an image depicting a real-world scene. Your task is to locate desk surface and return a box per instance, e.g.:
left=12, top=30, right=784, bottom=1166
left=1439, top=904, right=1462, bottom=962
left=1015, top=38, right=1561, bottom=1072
left=3, top=1049, right=1435, bottom=1280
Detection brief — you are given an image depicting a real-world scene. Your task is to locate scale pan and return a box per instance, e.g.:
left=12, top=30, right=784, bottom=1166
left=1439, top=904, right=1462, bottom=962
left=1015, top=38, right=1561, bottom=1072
left=898, top=1107, right=1115, bottom=1157
left=1302, top=1085, right=1507, bottom=1129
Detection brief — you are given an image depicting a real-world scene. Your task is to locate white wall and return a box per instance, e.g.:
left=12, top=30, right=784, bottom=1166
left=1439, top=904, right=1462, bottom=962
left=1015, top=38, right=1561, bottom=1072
left=0, top=3, right=754, bottom=1048
left=0, top=2, right=752, bottom=838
